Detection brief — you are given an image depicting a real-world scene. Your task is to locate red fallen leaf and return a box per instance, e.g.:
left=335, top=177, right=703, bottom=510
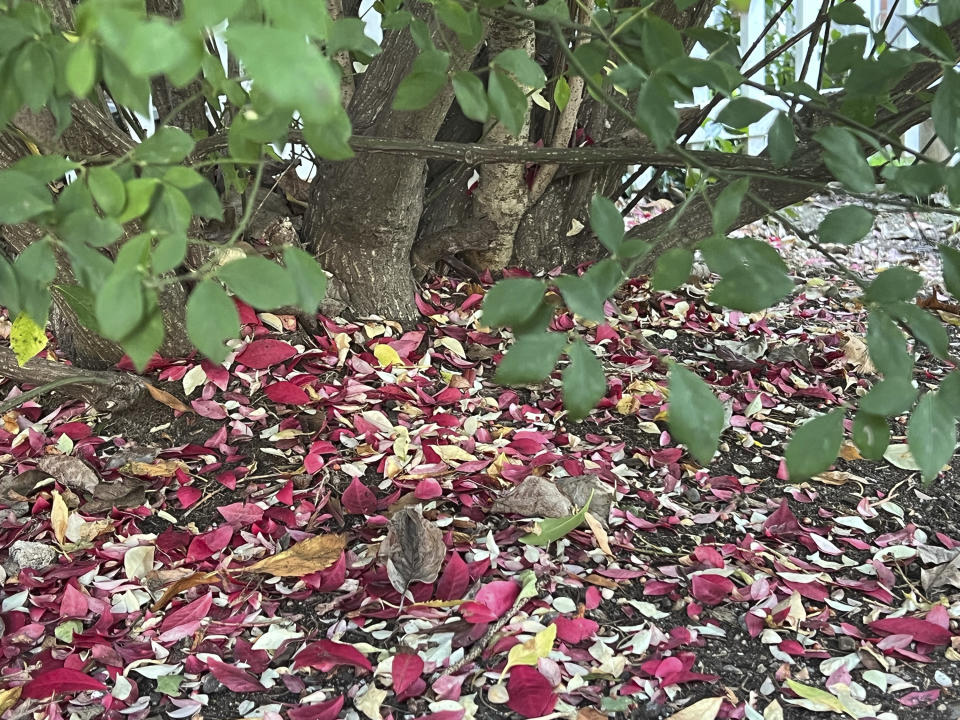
left=293, top=639, right=372, bottom=673
left=507, top=665, right=557, bottom=718
left=763, top=499, right=804, bottom=539
left=190, top=399, right=227, bottom=419
left=461, top=601, right=498, bottom=624
left=177, top=485, right=202, bottom=509
left=869, top=618, right=953, bottom=646
left=415, top=478, right=443, bottom=500
left=342, top=477, right=377, bottom=515
left=206, top=658, right=266, bottom=692
left=475, top=580, right=520, bottom=618
left=388, top=330, right=425, bottom=359
left=899, top=690, right=940, bottom=707
left=276, top=479, right=294, bottom=505
left=392, top=653, right=425, bottom=695
left=235, top=339, right=297, bottom=369
left=264, top=381, right=310, bottom=405
left=288, top=697, right=345, bottom=720
left=186, top=525, right=234, bottom=563
left=60, top=583, right=89, bottom=618
left=303, top=551, right=346, bottom=592
left=554, top=616, right=599, bottom=645
left=159, top=592, right=213, bottom=642
left=217, top=502, right=265, bottom=525
left=22, top=668, right=106, bottom=698
left=436, top=552, right=470, bottom=601
left=690, top=574, right=735, bottom=606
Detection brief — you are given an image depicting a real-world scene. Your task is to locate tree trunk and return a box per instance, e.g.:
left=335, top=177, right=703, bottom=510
left=304, top=2, right=484, bottom=324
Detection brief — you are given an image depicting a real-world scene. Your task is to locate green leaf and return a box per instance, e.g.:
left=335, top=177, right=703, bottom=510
left=818, top=206, right=875, bottom=245
left=495, top=331, right=567, bottom=385
left=939, top=371, right=960, bottom=415
left=563, top=338, right=607, bottom=421
left=668, top=365, right=724, bottom=465
left=826, top=34, right=867, bottom=74
left=482, top=278, right=545, bottom=327
left=885, top=163, right=946, bottom=196
left=908, top=391, right=957, bottom=484
left=641, top=15, right=685, bottom=66
left=12, top=155, right=79, bottom=183
left=554, top=259, right=623, bottom=322
left=101, top=50, right=151, bottom=114
left=120, top=292, right=164, bottom=372
left=283, top=246, right=328, bottom=314
left=0, top=256, right=21, bottom=314
left=941, top=0, right=960, bottom=25
left=87, top=166, right=127, bottom=217
left=711, top=178, right=749, bottom=234
left=829, top=2, right=870, bottom=26
left=117, top=178, right=161, bottom=223
left=145, top=185, right=192, bottom=235
left=589, top=195, right=623, bottom=254
left=512, top=300, right=555, bottom=337
left=862, top=266, right=922, bottom=304
left=553, top=75, right=570, bottom=111
left=571, top=42, right=608, bottom=76
left=636, top=74, right=678, bottom=151
left=867, top=309, right=913, bottom=378
left=785, top=409, right=844, bottom=481
left=435, top=1, right=483, bottom=48
left=393, top=71, right=447, bottom=111
left=767, top=112, right=796, bottom=168
left=700, top=236, right=793, bottom=312
left=860, top=377, right=917, bottom=416
left=327, top=18, right=382, bottom=56
left=133, top=127, right=196, bottom=165
left=717, top=97, right=771, bottom=128
left=889, top=302, right=948, bottom=359
left=652, top=248, right=693, bottom=291
left=123, top=19, right=192, bottom=77
left=488, top=69, right=526, bottom=137
left=58, top=209, right=123, bottom=248
left=163, top=167, right=223, bottom=220
left=186, top=280, right=239, bottom=363
left=452, top=72, right=489, bottom=122
left=184, top=0, right=245, bottom=27
left=95, top=269, right=144, bottom=341
left=852, top=411, right=889, bottom=460
left=941, top=245, right=960, bottom=300
left=0, top=170, right=54, bottom=223
left=303, top=111, right=355, bottom=161
left=15, top=42, right=54, bottom=111
left=493, top=48, right=546, bottom=89
left=814, top=127, right=874, bottom=193
left=55, top=619, right=83, bottom=644
left=519, top=491, right=592, bottom=545
left=904, top=16, right=955, bottom=60
left=152, top=233, right=188, bottom=274
left=217, top=256, right=298, bottom=309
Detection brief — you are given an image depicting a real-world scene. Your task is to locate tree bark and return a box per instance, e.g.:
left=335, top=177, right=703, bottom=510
left=303, top=2, right=484, bottom=324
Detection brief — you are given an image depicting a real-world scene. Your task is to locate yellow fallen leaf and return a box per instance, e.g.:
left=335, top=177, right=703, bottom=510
left=666, top=697, right=723, bottom=720
left=436, top=336, right=466, bottom=358
left=240, top=534, right=345, bottom=577
left=434, top=445, right=477, bottom=463
left=763, top=699, right=784, bottom=720
left=584, top=511, right=613, bottom=557
left=374, top=343, right=403, bottom=368
left=11, top=312, right=47, bottom=366
left=51, top=490, right=68, bottom=545
left=0, top=686, right=21, bottom=714
left=839, top=441, right=861, bottom=461
left=143, top=382, right=192, bottom=414
left=355, top=684, right=387, bottom=720
left=411, top=598, right=468, bottom=608
left=502, top=623, right=556, bottom=677
left=784, top=680, right=846, bottom=715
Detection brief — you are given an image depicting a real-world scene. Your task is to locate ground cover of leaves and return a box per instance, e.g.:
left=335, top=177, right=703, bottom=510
left=3, top=205, right=960, bottom=720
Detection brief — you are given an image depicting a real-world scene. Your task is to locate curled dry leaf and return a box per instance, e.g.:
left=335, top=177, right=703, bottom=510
left=83, top=477, right=147, bottom=513
left=583, top=511, right=614, bottom=556
left=491, top=476, right=573, bottom=518
left=0, top=469, right=52, bottom=503
left=150, top=571, right=221, bottom=613
left=37, top=455, right=100, bottom=495
left=50, top=490, right=68, bottom=545
left=382, top=506, right=446, bottom=594
left=241, top=533, right=345, bottom=577
left=842, top=335, right=877, bottom=375
left=143, top=382, right=193, bottom=414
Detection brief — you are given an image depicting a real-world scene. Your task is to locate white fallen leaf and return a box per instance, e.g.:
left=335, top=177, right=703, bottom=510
left=666, top=696, right=723, bottom=720
left=124, top=545, right=155, bottom=580
left=355, top=684, right=387, bottom=720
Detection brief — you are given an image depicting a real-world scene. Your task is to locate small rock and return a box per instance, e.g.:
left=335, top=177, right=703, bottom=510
left=201, top=674, right=224, bottom=694
left=683, top=487, right=701, bottom=503
left=722, top=664, right=744, bottom=677
left=837, top=636, right=858, bottom=652
left=10, top=540, right=57, bottom=571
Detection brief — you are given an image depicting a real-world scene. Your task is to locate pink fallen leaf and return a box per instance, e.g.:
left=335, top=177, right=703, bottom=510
left=206, top=658, right=266, bottom=692
left=869, top=618, right=953, bottom=646
left=288, top=697, right=345, bottom=720
left=159, top=592, right=213, bottom=642
left=60, top=583, right=89, bottom=618
left=691, top=574, right=735, bottom=606
left=22, top=669, right=106, bottom=698
left=554, top=616, right=599, bottom=645
left=392, top=653, right=425, bottom=695
left=294, top=639, right=372, bottom=673
left=436, top=552, right=470, bottom=600
left=342, top=477, right=377, bottom=515
left=507, top=665, right=557, bottom=718
left=264, top=381, right=310, bottom=405
left=415, top=478, right=443, bottom=500
left=236, top=339, right=297, bottom=369
left=899, top=690, right=939, bottom=707
left=177, top=485, right=202, bottom=508
left=217, top=502, right=265, bottom=525
left=475, top=580, right=520, bottom=618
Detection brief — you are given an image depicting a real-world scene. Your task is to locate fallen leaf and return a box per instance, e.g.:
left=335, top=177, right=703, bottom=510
left=784, top=680, right=846, bottom=715
left=143, top=382, right=192, bottom=414
left=50, top=490, right=68, bottom=544
left=557, top=475, right=613, bottom=526
left=124, top=545, right=155, bottom=580
left=577, top=709, right=607, bottom=720
left=10, top=311, right=47, bottom=366
left=503, top=623, right=557, bottom=676
left=763, top=700, right=784, bottom=720
left=123, top=460, right=187, bottom=478
left=83, top=477, right=146, bottom=513
left=391, top=653, right=424, bottom=695
left=839, top=441, right=862, bottom=461
left=491, top=476, right=574, bottom=518
left=0, top=686, right=21, bottom=713
left=812, top=471, right=855, bottom=486
left=842, top=335, right=877, bottom=375
left=921, top=552, right=960, bottom=593
left=374, top=343, right=402, bottom=368
left=583, top=510, right=614, bottom=556
left=382, top=506, right=446, bottom=594
left=38, top=455, right=99, bottom=495
left=241, top=534, right=345, bottom=577
left=665, top=697, right=723, bottom=720
left=150, top=571, right=221, bottom=613
left=520, top=491, right=592, bottom=546
left=355, top=684, right=387, bottom=720
left=506, top=665, right=557, bottom=718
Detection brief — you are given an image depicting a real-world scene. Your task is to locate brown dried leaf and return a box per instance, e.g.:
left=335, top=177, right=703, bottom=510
left=123, top=460, right=188, bottom=478
left=839, top=441, right=862, bottom=461
left=921, top=552, right=960, bottom=594
left=0, top=469, right=52, bottom=503
left=557, top=475, right=614, bottom=527
left=812, top=471, right=854, bottom=486
left=583, top=511, right=613, bottom=557
left=143, top=382, right=193, bottom=414
left=583, top=573, right=619, bottom=589
left=242, top=533, right=345, bottom=577
left=150, top=571, right=222, bottom=613
left=38, top=454, right=100, bottom=495
left=83, top=478, right=147, bottom=513
left=842, top=335, right=877, bottom=375
left=382, top=506, right=445, bottom=594
left=491, top=476, right=574, bottom=518
left=51, top=490, right=69, bottom=544
left=577, top=709, right=607, bottom=720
